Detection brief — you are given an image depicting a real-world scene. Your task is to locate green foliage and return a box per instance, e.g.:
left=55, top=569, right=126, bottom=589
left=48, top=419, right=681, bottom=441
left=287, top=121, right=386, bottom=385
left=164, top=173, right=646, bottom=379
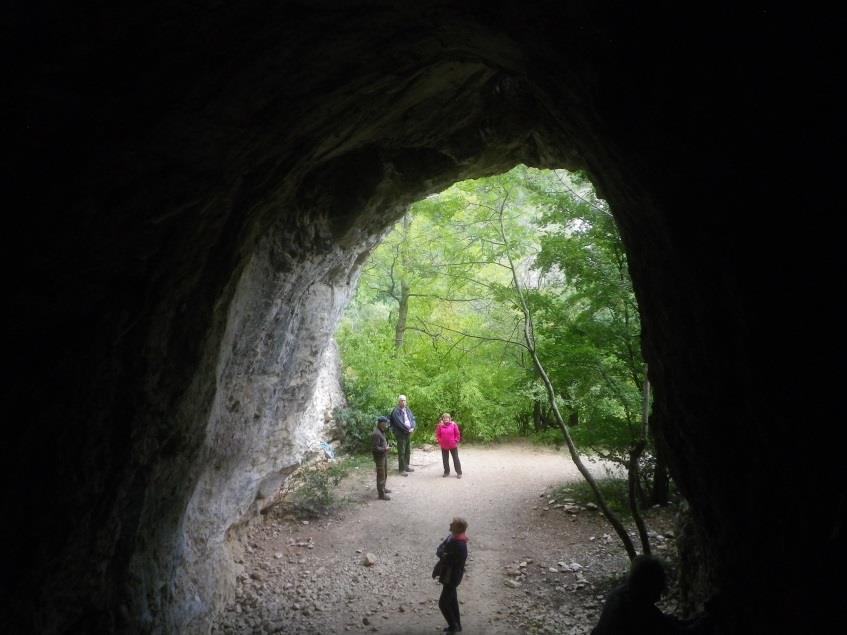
left=291, top=462, right=347, bottom=517
left=337, top=165, right=651, bottom=459
left=337, top=169, right=538, bottom=441
left=520, top=169, right=647, bottom=458
left=527, top=426, right=566, bottom=448
left=333, top=406, right=379, bottom=454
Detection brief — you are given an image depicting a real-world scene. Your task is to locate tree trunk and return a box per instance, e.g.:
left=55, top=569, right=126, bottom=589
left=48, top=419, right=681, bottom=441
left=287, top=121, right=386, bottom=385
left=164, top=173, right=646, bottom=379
left=393, top=213, right=412, bottom=355
left=628, top=440, right=651, bottom=555
left=498, top=202, right=638, bottom=560
left=394, top=281, right=410, bottom=353
left=627, top=372, right=652, bottom=554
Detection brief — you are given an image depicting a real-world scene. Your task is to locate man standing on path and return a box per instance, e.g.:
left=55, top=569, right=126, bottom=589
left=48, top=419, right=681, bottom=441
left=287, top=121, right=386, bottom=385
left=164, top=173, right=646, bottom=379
left=389, top=394, right=416, bottom=475
left=372, top=416, right=392, bottom=500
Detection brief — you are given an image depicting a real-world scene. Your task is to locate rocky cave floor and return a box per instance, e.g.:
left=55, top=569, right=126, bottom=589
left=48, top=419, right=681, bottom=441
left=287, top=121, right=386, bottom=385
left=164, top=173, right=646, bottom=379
left=212, top=444, right=683, bottom=635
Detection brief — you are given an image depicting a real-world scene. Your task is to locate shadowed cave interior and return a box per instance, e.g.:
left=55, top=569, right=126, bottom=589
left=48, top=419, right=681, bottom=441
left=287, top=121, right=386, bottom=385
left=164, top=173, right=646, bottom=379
left=3, top=3, right=843, bottom=633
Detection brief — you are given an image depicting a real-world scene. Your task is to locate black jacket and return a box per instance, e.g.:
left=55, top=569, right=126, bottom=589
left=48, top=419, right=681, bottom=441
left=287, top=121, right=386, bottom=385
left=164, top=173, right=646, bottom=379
left=435, top=535, right=468, bottom=587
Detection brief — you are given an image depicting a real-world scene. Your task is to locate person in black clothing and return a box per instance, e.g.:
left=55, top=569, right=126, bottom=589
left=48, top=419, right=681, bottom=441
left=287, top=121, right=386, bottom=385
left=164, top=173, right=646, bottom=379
left=592, top=554, right=713, bottom=634
left=371, top=416, right=392, bottom=500
left=433, top=517, right=469, bottom=633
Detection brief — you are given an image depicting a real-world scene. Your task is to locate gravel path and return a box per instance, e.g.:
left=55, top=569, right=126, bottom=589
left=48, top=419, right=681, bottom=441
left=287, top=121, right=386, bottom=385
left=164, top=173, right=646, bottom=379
left=213, top=443, right=678, bottom=634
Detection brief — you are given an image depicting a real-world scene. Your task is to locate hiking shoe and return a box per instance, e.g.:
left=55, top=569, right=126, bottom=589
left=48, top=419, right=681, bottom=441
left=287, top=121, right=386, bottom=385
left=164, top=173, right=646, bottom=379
left=379, top=495, right=391, bottom=501
left=443, top=472, right=449, bottom=477
left=405, top=468, right=415, bottom=472
left=400, top=472, right=408, bottom=477
left=456, top=474, right=462, bottom=479
left=384, top=489, right=392, bottom=493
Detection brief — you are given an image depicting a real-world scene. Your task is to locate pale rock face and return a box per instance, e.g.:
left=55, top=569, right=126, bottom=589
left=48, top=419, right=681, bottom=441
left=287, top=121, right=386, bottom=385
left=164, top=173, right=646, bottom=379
left=168, top=231, right=364, bottom=632
left=298, top=338, right=347, bottom=458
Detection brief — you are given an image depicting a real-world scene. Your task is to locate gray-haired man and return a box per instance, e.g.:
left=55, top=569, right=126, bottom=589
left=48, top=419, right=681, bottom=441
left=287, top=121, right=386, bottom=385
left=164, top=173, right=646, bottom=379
left=388, top=394, right=416, bottom=475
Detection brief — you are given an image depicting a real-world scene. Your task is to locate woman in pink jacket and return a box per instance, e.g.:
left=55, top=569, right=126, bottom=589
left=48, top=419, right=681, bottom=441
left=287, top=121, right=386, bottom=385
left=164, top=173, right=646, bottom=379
left=435, top=413, right=463, bottom=478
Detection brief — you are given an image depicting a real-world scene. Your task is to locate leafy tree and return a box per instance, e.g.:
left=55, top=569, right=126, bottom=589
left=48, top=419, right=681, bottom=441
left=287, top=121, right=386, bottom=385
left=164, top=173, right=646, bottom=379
left=337, top=166, right=669, bottom=523
left=338, top=173, right=532, bottom=440
left=523, top=170, right=669, bottom=508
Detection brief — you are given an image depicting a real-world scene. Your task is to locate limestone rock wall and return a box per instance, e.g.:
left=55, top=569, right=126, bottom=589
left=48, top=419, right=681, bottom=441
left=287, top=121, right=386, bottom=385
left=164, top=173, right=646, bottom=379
left=168, top=230, right=362, bottom=632
left=299, top=339, right=347, bottom=455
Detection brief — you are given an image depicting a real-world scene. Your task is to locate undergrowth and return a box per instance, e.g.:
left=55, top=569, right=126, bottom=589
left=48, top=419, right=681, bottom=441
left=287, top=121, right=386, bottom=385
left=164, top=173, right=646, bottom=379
left=281, top=453, right=373, bottom=518
left=552, top=477, right=632, bottom=518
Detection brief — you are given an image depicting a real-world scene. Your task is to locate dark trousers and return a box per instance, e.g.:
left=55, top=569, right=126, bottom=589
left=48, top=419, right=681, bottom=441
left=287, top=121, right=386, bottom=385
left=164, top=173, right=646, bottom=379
left=395, top=433, right=411, bottom=472
left=373, top=453, right=387, bottom=497
left=441, top=448, right=462, bottom=475
left=439, top=583, right=461, bottom=629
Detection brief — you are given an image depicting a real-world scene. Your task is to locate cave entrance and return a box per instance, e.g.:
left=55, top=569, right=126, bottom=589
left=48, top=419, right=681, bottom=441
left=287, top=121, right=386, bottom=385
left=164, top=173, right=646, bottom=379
left=335, top=164, right=665, bottom=503
left=215, top=166, right=679, bottom=633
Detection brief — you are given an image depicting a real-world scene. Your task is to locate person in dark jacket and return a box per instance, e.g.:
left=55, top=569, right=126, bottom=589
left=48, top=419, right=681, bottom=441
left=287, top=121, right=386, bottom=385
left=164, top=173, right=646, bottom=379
left=591, top=554, right=712, bottom=634
left=372, top=416, right=392, bottom=500
left=433, top=517, right=469, bottom=633
left=388, top=394, right=416, bottom=475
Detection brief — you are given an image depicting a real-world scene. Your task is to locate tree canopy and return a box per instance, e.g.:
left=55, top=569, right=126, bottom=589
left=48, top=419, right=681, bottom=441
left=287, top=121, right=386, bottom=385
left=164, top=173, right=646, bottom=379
left=337, top=165, right=646, bottom=455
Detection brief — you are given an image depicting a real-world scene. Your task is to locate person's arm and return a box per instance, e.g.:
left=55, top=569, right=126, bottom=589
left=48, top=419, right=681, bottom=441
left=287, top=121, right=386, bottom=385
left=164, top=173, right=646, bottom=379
left=388, top=408, right=400, bottom=433
left=377, top=430, right=391, bottom=453
left=454, top=422, right=461, bottom=445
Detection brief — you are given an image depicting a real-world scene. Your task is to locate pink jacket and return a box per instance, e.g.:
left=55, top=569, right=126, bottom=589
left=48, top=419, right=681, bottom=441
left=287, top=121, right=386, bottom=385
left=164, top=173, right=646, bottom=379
left=435, top=421, right=461, bottom=450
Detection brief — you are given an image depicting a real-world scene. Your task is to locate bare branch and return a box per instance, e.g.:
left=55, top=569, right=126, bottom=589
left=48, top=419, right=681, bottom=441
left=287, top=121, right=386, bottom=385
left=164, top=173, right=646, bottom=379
left=407, top=293, right=489, bottom=302
left=496, top=190, right=638, bottom=560
left=551, top=171, right=612, bottom=217
left=424, top=261, right=513, bottom=270
left=412, top=317, right=528, bottom=349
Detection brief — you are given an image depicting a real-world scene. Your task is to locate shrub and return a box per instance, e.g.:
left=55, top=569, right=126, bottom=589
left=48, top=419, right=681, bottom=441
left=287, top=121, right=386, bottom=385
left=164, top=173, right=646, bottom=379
left=333, top=406, right=378, bottom=454
left=291, top=461, right=347, bottom=517
left=527, top=426, right=566, bottom=448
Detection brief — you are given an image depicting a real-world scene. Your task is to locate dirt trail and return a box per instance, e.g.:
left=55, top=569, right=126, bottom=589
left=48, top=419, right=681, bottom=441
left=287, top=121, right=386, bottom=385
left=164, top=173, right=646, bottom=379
left=213, top=443, right=677, bottom=635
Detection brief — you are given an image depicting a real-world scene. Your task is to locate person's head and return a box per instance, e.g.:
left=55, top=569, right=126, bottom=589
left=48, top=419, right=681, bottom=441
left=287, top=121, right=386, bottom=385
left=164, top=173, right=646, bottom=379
left=398, top=394, right=407, bottom=408
left=449, top=517, right=468, bottom=535
left=627, top=555, right=667, bottom=605
left=441, top=413, right=451, bottom=422
left=377, top=416, right=389, bottom=431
